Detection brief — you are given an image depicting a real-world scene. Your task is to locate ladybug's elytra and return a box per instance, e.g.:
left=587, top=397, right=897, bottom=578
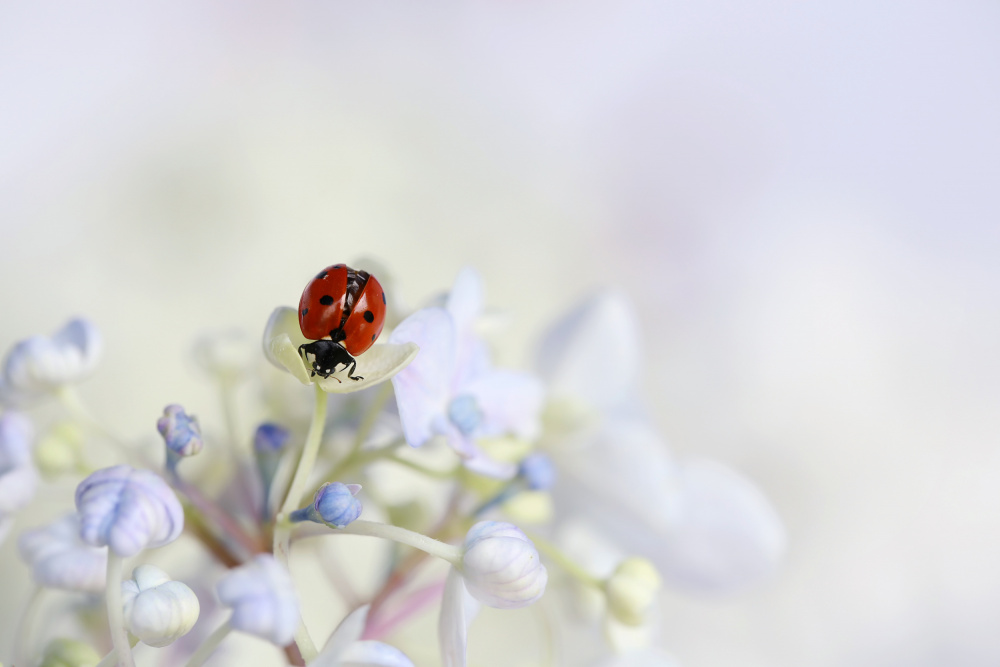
left=297, top=264, right=387, bottom=381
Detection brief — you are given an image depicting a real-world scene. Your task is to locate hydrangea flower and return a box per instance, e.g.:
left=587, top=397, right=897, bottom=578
left=263, top=306, right=418, bottom=393
left=310, top=604, right=414, bottom=667
left=460, top=520, right=548, bottom=609
left=75, top=465, right=184, bottom=557
left=121, top=564, right=200, bottom=647
left=18, top=514, right=108, bottom=592
left=291, top=482, right=363, bottom=528
left=538, top=292, right=786, bottom=592
left=0, top=318, right=102, bottom=405
left=389, top=268, right=545, bottom=479
left=216, top=554, right=299, bottom=646
left=0, top=411, right=38, bottom=520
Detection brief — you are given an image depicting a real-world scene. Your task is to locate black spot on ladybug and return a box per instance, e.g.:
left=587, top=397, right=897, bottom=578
left=371, top=334, right=376, bottom=342
left=363, top=310, right=375, bottom=323
left=319, top=295, right=334, bottom=306
left=301, top=308, right=308, bottom=316
left=381, top=292, right=386, bottom=304
left=316, top=271, right=328, bottom=280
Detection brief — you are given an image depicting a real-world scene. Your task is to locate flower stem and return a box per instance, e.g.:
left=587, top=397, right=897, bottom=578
left=525, top=531, right=603, bottom=588
left=105, top=553, right=134, bottom=667
left=13, top=585, right=44, bottom=667
left=272, top=382, right=328, bottom=663
left=330, top=520, right=463, bottom=566
left=185, top=620, right=232, bottom=667
left=94, top=636, right=140, bottom=667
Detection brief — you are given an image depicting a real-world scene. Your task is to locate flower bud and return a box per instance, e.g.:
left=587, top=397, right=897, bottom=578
left=33, top=422, right=86, bottom=478
left=157, top=405, right=203, bottom=463
left=603, top=557, right=661, bottom=627
left=461, top=521, right=547, bottom=609
left=18, top=514, right=107, bottom=592
left=75, top=465, right=184, bottom=557
left=0, top=318, right=102, bottom=404
left=0, top=411, right=37, bottom=514
left=253, top=422, right=289, bottom=495
left=290, top=482, right=362, bottom=528
left=122, top=564, right=200, bottom=647
left=37, top=638, right=101, bottom=667
left=518, top=453, right=555, bottom=491
left=217, top=554, right=299, bottom=646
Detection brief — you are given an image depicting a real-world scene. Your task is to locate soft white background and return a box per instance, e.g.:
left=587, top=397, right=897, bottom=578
left=2, top=2, right=999, bottom=666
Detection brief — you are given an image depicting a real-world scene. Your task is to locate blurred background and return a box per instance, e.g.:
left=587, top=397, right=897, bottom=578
left=2, top=1, right=999, bottom=666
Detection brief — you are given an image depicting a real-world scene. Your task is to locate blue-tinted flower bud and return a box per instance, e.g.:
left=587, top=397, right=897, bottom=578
left=447, top=394, right=482, bottom=436
left=121, top=564, right=200, bottom=647
left=75, top=465, right=184, bottom=557
left=518, top=453, right=555, bottom=491
left=217, top=554, right=299, bottom=646
left=461, top=521, right=547, bottom=609
left=18, top=514, right=107, bottom=592
left=0, top=411, right=37, bottom=514
left=157, top=405, right=202, bottom=468
left=290, top=482, right=362, bottom=528
left=0, top=318, right=102, bottom=405
left=253, top=423, right=290, bottom=453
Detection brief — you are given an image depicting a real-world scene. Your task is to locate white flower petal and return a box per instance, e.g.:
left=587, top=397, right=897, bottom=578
left=314, top=605, right=370, bottom=664
left=656, top=459, right=786, bottom=592
left=439, top=568, right=468, bottom=667
left=465, top=370, right=545, bottom=441
left=390, top=307, right=456, bottom=447
left=217, top=554, right=299, bottom=646
left=336, top=641, right=414, bottom=667
left=316, top=343, right=419, bottom=395
left=536, top=291, right=641, bottom=411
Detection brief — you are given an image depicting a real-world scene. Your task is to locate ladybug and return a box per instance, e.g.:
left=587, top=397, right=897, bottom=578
left=297, top=264, right=387, bottom=382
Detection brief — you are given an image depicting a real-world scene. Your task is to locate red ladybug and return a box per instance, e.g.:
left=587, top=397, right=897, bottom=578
left=297, top=264, right=387, bottom=381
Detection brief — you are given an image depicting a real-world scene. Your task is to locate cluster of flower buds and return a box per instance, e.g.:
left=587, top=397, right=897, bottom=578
left=0, top=265, right=784, bottom=667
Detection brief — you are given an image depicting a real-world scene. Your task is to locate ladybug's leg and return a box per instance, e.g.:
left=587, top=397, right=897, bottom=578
left=344, top=358, right=364, bottom=382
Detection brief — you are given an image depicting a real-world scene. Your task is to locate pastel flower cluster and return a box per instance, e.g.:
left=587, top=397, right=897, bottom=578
left=0, top=264, right=784, bottom=667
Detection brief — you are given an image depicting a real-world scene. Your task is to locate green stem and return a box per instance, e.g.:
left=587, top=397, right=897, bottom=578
left=272, top=383, right=327, bottom=663
left=525, top=531, right=603, bottom=588
left=13, top=585, right=44, bottom=667
left=94, top=636, right=140, bottom=667
left=105, top=554, right=134, bottom=667
left=184, top=620, right=232, bottom=667
left=384, top=455, right=459, bottom=479
left=307, top=519, right=463, bottom=566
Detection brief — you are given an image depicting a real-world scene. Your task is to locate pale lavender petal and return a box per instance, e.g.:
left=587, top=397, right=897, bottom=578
left=1, top=318, right=102, bottom=399
left=75, top=465, right=184, bottom=557
left=18, top=513, right=107, bottom=592
left=51, top=318, right=102, bottom=378
left=314, top=604, right=370, bottom=663
left=446, top=268, right=490, bottom=388
left=535, top=291, right=641, bottom=411
left=389, top=307, right=455, bottom=448
left=464, top=370, right=545, bottom=441
left=655, top=459, right=786, bottom=593
left=0, top=464, right=38, bottom=514
left=0, top=412, right=34, bottom=467
left=217, top=554, right=299, bottom=646
left=439, top=568, right=468, bottom=667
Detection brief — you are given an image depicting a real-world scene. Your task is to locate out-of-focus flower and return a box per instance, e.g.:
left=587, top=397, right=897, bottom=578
left=37, top=638, right=101, bottom=667
left=309, top=604, right=414, bottom=667
left=390, top=269, right=545, bottom=479
left=121, top=564, right=200, bottom=647
left=157, top=405, right=203, bottom=464
left=460, top=520, right=547, bottom=609
left=33, top=422, right=86, bottom=478
left=290, top=482, right=362, bottom=528
left=538, top=293, right=785, bottom=593
left=0, top=411, right=37, bottom=516
left=604, top=558, right=661, bottom=627
left=0, top=318, right=102, bottom=405
left=216, top=554, right=299, bottom=646
left=263, top=307, right=418, bottom=394
left=438, top=568, right=482, bottom=667
left=18, top=514, right=107, bottom=592
left=254, top=422, right=290, bottom=495
left=75, top=465, right=184, bottom=557
left=518, top=452, right=556, bottom=491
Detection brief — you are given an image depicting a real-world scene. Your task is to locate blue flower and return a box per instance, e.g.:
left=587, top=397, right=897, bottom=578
left=75, top=465, right=184, bottom=558
left=389, top=269, right=545, bottom=479
left=157, top=405, right=203, bottom=462
left=518, top=453, right=555, bottom=491
left=254, top=423, right=290, bottom=453
left=18, top=513, right=107, bottom=592
left=0, top=412, right=38, bottom=523
left=290, top=482, right=362, bottom=528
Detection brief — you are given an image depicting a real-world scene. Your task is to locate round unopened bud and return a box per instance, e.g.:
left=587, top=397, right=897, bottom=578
left=604, top=557, right=661, bottom=627
left=518, top=453, right=555, bottom=491
left=290, top=482, right=362, bottom=528
left=122, top=565, right=200, bottom=647
left=0, top=318, right=102, bottom=404
left=217, top=554, right=299, bottom=646
left=461, top=521, right=547, bottom=609
left=18, top=514, right=107, bottom=592
left=34, top=422, right=86, bottom=478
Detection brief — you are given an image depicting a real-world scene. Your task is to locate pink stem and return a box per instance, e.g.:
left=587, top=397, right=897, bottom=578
left=362, top=580, right=447, bottom=640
